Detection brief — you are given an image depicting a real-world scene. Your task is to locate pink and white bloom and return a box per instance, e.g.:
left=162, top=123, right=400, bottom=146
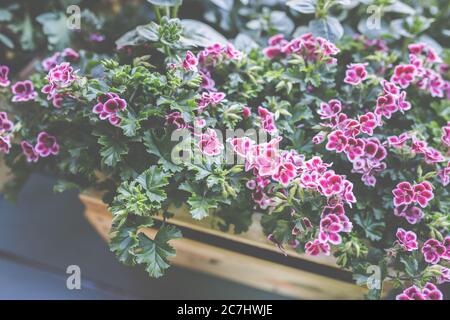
left=375, top=94, right=397, bottom=119
left=305, top=239, right=331, bottom=256
left=258, top=106, right=277, bottom=135
left=21, top=141, right=39, bottom=163
left=319, top=214, right=343, bottom=245
left=317, top=99, right=341, bottom=119
left=395, top=228, right=418, bottom=251
left=442, top=122, right=450, bottom=147
left=422, top=239, right=446, bottom=265
left=182, top=51, right=198, bottom=71
left=344, top=63, right=368, bottom=85
left=0, top=135, right=11, bottom=154
left=35, top=132, right=59, bottom=157
left=198, top=129, right=224, bottom=156
left=392, top=182, right=415, bottom=207
left=62, top=48, right=79, bottom=60
left=387, top=133, right=409, bottom=148
left=413, top=181, right=434, bottom=208
left=11, top=80, right=37, bottom=102
left=0, top=65, right=10, bottom=87
left=394, top=205, right=424, bottom=224
left=317, top=171, right=345, bottom=197
left=92, top=92, right=127, bottom=126
left=437, top=162, right=450, bottom=187
left=359, top=112, right=378, bottom=136
left=391, top=64, right=417, bottom=88
left=326, top=130, right=348, bottom=153
left=396, top=283, right=443, bottom=300
left=0, top=112, right=13, bottom=132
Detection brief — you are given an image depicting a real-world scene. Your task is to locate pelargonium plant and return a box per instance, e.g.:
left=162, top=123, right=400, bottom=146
left=0, top=1, right=449, bottom=300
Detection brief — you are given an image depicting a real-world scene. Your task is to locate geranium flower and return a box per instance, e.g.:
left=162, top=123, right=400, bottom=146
left=443, top=236, right=450, bottom=260
left=35, top=131, right=59, bottom=157
left=319, top=214, right=343, bottom=245
left=391, top=64, right=417, bottom=88
left=0, top=112, right=13, bottom=132
left=0, top=65, right=10, bottom=87
left=387, top=133, right=409, bottom=148
left=395, top=228, right=418, bottom=251
left=344, top=63, right=368, bottom=85
left=242, top=106, right=251, bottom=118
left=396, top=283, right=443, bottom=300
left=62, top=48, right=80, bottom=60
left=397, top=91, right=411, bottom=112
left=305, top=239, right=331, bottom=256
left=224, top=43, right=242, bottom=60
left=437, top=162, right=450, bottom=187
left=272, top=161, right=296, bottom=186
left=92, top=92, right=127, bottom=126
left=0, top=135, right=11, bottom=154
left=422, top=239, right=446, bottom=264
left=344, top=138, right=365, bottom=162
left=42, top=52, right=61, bottom=71
left=442, top=122, right=450, bottom=147
left=408, top=43, right=425, bottom=55
left=317, top=99, right=341, bottom=119
left=380, top=79, right=400, bottom=95
left=258, top=106, right=277, bottom=135
left=11, top=80, right=37, bottom=102
left=394, top=205, right=424, bottom=224
left=375, top=94, right=398, bottom=119
left=20, top=141, right=39, bottom=163
left=392, top=182, right=414, bottom=207
left=318, top=171, right=344, bottom=197
left=423, top=147, right=444, bottom=164
left=359, top=112, right=378, bottom=135
left=228, top=136, right=255, bottom=158
left=182, top=51, right=198, bottom=71
left=413, top=181, right=434, bottom=208
left=326, top=130, right=348, bottom=153
left=312, top=132, right=326, bottom=144
left=198, top=129, right=224, bottom=156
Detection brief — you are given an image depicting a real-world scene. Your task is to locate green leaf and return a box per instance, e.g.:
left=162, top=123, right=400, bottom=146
left=0, top=33, right=14, bottom=49
left=143, top=130, right=182, bottom=172
left=354, top=214, right=385, bottom=242
left=180, top=19, right=227, bottom=47
left=135, top=166, right=171, bottom=203
left=36, top=12, right=71, bottom=50
left=287, top=0, right=317, bottom=14
left=309, top=17, right=343, bottom=43
left=110, top=226, right=139, bottom=265
left=187, top=194, right=218, bottom=220
left=135, top=224, right=182, bottom=278
left=97, top=135, right=129, bottom=167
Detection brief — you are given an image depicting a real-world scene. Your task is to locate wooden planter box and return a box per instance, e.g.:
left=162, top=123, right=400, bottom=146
left=80, top=190, right=370, bottom=299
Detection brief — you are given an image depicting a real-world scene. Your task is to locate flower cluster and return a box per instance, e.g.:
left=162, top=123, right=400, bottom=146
left=422, top=237, right=449, bottom=265
left=42, top=62, right=78, bottom=108
left=263, top=33, right=339, bottom=64
left=21, top=131, right=59, bottom=162
left=375, top=79, right=411, bottom=120
left=0, top=112, right=14, bottom=154
left=344, top=63, right=368, bottom=86
left=92, top=92, right=127, bottom=126
left=42, top=48, right=80, bottom=72
left=392, top=181, right=434, bottom=224
left=396, top=282, right=443, bottom=300
left=0, top=65, right=10, bottom=87
left=11, top=80, right=37, bottom=102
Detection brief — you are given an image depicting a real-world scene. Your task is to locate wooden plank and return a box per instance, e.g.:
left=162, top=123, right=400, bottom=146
left=79, top=191, right=338, bottom=268
left=83, top=207, right=367, bottom=299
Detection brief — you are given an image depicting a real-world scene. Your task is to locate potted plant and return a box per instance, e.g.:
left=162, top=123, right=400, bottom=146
left=0, top=0, right=449, bottom=300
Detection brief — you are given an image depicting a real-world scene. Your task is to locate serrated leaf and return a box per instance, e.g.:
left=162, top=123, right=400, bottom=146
left=97, top=135, right=129, bottom=167
left=135, top=166, right=171, bottom=203
left=110, top=227, right=139, bottom=265
left=187, top=194, right=218, bottom=220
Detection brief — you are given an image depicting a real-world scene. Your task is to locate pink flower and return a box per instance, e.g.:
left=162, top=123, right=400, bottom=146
left=182, top=51, right=198, bottom=71
left=35, top=132, right=59, bottom=157
left=272, top=161, right=296, bottom=186
left=422, top=239, right=446, bottom=264
left=92, top=92, right=127, bottom=126
left=62, top=48, right=79, bottom=60
left=228, top=137, right=255, bottom=158
left=442, top=122, right=450, bottom=147
left=423, top=147, right=444, bottom=164
left=443, top=236, right=450, bottom=260
left=317, top=99, right=341, bottom=119
left=198, top=129, right=224, bottom=156
left=21, top=141, right=39, bottom=163
left=397, top=91, right=411, bottom=112
left=224, top=43, right=242, bottom=60
left=312, top=132, right=326, bottom=144
left=359, top=112, right=378, bottom=135
left=268, top=34, right=286, bottom=46
left=0, top=135, right=11, bottom=154
left=391, top=64, right=417, bottom=88
left=42, top=52, right=61, bottom=71
left=392, top=182, right=414, bottom=207
left=197, top=91, right=225, bottom=111
left=242, top=106, right=251, bottom=118
left=380, top=79, right=400, bottom=95
left=322, top=204, right=345, bottom=216
left=0, top=112, right=13, bottom=132
left=344, top=63, right=368, bottom=85
left=305, top=239, right=331, bottom=256
left=396, top=283, right=443, bottom=300
left=45, top=62, right=77, bottom=89
left=319, top=214, right=343, bottom=245
left=375, top=94, right=398, bottom=119
left=394, top=205, right=424, bottom=224
left=413, top=181, right=434, bottom=208
left=254, top=146, right=281, bottom=176
left=411, top=137, right=428, bottom=154
left=437, top=162, right=450, bottom=187
left=408, top=43, right=425, bottom=55
left=199, top=70, right=216, bottom=91
left=395, top=228, right=418, bottom=251
left=344, top=138, right=365, bottom=162
left=326, top=130, right=348, bottom=153
left=11, top=80, right=37, bottom=102
left=387, top=133, right=410, bottom=148
left=318, top=171, right=344, bottom=197
left=0, top=65, right=10, bottom=87
left=258, top=106, right=277, bottom=135
left=263, top=46, right=283, bottom=59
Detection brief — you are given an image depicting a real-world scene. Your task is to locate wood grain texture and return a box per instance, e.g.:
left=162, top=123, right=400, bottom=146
left=81, top=192, right=369, bottom=299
